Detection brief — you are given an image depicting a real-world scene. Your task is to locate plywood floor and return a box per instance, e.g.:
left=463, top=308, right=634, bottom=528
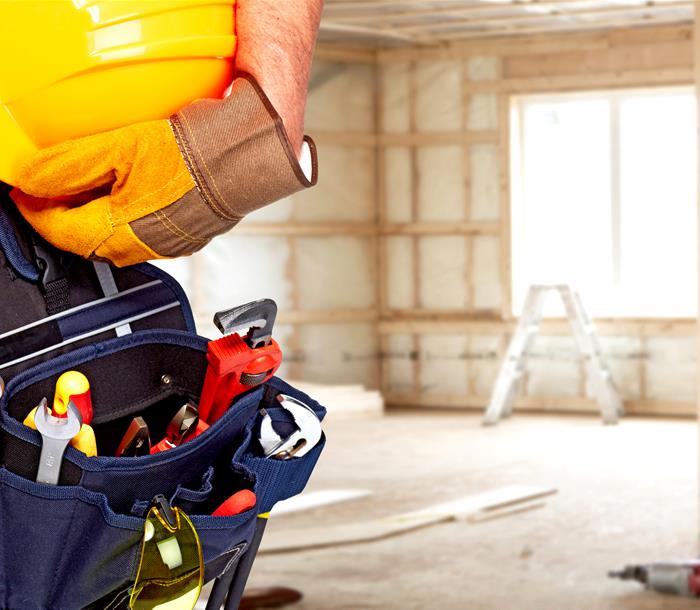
left=245, top=411, right=698, bottom=609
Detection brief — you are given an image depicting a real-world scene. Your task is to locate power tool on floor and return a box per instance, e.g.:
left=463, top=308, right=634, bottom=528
left=609, top=560, right=700, bottom=598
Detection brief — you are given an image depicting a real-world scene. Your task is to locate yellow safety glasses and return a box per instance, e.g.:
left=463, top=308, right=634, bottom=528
left=130, top=496, right=203, bottom=610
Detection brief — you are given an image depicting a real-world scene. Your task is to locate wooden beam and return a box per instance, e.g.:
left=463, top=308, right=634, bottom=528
left=432, top=13, right=694, bottom=42
left=279, top=309, right=379, bottom=324
left=381, top=221, right=501, bottom=236
left=393, top=2, right=694, bottom=33
left=502, top=39, right=692, bottom=79
left=310, top=130, right=501, bottom=147
left=320, top=20, right=424, bottom=44
left=385, top=392, right=695, bottom=417
left=498, top=93, right=512, bottom=320
left=236, top=222, right=377, bottom=236
left=325, top=0, right=595, bottom=13
left=326, top=0, right=692, bottom=24
left=375, top=24, right=693, bottom=62
left=379, top=130, right=499, bottom=146
left=236, top=221, right=501, bottom=237
left=502, top=68, right=693, bottom=92
left=311, top=131, right=378, bottom=147
left=315, top=44, right=377, bottom=63
left=197, top=309, right=378, bottom=327
left=693, top=0, right=700, bottom=536
left=377, top=317, right=697, bottom=337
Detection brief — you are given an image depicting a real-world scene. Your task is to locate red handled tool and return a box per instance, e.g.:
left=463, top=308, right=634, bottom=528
left=199, top=299, right=282, bottom=425
left=212, top=490, right=257, bottom=517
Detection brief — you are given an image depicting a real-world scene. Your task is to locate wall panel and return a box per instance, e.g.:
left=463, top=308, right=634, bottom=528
left=414, top=60, right=463, bottom=132
left=296, top=236, right=376, bottom=310
left=417, top=146, right=465, bottom=221
left=294, top=145, right=375, bottom=222
left=418, top=236, right=468, bottom=310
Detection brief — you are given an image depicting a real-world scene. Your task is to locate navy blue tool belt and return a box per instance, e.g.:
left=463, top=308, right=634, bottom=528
left=0, top=186, right=325, bottom=610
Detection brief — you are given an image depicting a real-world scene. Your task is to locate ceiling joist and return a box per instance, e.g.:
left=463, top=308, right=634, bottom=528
left=318, top=0, right=695, bottom=46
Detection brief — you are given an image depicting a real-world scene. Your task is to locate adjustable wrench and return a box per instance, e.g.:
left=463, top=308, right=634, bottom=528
left=259, top=394, right=322, bottom=460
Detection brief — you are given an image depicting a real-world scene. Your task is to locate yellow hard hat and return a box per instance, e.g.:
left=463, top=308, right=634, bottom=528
left=0, top=0, right=236, bottom=186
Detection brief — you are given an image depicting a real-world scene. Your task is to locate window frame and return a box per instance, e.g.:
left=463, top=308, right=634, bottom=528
left=510, top=85, right=697, bottom=319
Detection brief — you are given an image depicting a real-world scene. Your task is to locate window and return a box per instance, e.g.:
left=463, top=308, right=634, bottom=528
left=511, top=88, right=697, bottom=318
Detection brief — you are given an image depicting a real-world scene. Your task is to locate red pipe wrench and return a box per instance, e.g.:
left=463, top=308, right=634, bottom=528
left=199, top=299, right=283, bottom=425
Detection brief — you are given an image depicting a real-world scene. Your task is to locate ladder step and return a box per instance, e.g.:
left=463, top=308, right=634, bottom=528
left=484, top=284, right=622, bottom=426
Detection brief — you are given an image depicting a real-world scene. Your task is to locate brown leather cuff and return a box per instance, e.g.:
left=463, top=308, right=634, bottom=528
left=130, top=74, right=317, bottom=258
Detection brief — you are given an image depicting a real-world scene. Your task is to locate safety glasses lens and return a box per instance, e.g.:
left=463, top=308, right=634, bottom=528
left=130, top=506, right=203, bottom=610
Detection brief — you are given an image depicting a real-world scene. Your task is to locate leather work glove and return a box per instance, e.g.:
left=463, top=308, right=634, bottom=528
left=11, top=74, right=317, bottom=267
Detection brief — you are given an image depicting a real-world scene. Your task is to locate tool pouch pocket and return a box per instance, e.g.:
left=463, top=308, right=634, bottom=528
left=0, top=194, right=326, bottom=610
left=0, top=332, right=326, bottom=610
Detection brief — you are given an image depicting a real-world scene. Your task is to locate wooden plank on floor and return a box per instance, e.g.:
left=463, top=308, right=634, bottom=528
left=261, top=485, right=556, bottom=554
left=271, top=490, right=373, bottom=517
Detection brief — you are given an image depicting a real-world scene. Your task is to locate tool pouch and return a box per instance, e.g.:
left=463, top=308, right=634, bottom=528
left=0, top=186, right=325, bottom=610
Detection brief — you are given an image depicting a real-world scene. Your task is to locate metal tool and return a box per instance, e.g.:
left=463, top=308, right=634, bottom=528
left=199, top=299, right=283, bottom=425
left=116, top=416, right=151, bottom=457
left=24, top=373, right=97, bottom=457
left=609, top=560, right=700, bottom=598
left=151, top=402, right=208, bottom=454
left=34, top=398, right=82, bottom=484
left=483, top=284, right=623, bottom=426
left=259, top=394, right=322, bottom=460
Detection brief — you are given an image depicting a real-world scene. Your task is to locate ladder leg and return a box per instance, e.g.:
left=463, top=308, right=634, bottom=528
left=559, top=287, right=623, bottom=425
left=483, top=286, right=547, bottom=426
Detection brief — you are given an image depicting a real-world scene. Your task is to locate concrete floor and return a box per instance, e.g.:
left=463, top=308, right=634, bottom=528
left=247, top=411, right=698, bottom=609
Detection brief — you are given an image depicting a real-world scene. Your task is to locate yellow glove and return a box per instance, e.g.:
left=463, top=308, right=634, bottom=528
left=11, top=74, right=317, bottom=267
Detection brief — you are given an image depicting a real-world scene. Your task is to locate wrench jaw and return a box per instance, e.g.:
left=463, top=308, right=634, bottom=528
left=258, top=395, right=322, bottom=461
left=33, top=399, right=82, bottom=485
left=258, top=408, right=283, bottom=456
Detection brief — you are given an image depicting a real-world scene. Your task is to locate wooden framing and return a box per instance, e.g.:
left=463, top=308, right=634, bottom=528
left=385, top=393, right=695, bottom=418
left=320, top=1, right=693, bottom=45
left=372, top=26, right=697, bottom=416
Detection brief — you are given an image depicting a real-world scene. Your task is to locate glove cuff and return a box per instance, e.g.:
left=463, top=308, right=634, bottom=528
left=130, top=74, right=317, bottom=258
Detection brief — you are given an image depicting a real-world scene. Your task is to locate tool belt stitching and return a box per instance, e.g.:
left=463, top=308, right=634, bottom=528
left=168, top=115, right=239, bottom=223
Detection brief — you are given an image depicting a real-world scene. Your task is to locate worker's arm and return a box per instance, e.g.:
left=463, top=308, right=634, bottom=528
left=11, top=1, right=323, bottom=267
left=235, top=0, right=323, bottom=156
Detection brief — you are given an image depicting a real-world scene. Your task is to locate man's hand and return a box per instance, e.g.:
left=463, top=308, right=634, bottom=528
left=11, top=1, right=322, bottom=267
left=235, top=0, right=323, bottom=155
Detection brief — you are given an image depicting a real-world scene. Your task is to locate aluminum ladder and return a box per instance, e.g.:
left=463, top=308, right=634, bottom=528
left=483, top=285, right=623, bottom=426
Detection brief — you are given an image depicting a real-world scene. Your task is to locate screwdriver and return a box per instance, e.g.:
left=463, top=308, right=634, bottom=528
left=212, top=489, right=257, bottom=517
left=24, top=371, right=97, bottom=457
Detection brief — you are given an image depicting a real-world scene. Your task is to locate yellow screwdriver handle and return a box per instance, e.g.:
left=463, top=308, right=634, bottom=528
left=23, top=406, right=37, bottom=429
left=71, top=424, right=97, bottom=457
left=54, top=371, right=90, bottom=417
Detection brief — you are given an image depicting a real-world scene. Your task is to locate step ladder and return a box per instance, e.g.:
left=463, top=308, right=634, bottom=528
left=483, top=285, right=623, bottom=426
